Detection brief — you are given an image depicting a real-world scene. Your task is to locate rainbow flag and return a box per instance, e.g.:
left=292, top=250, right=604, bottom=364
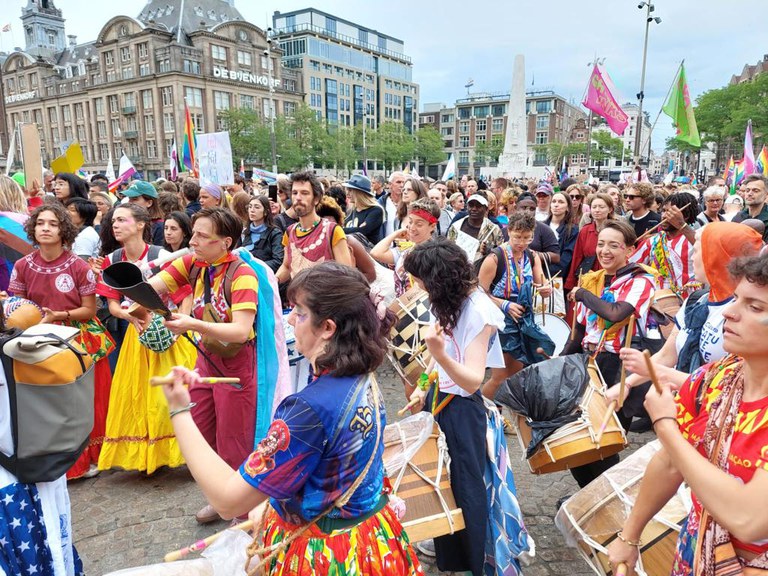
left=743, top=120, right=756, bottom=176
left=732, top=159, right=746, bottom=193
left=757, top=145, right=768, bottom=177
left=182, top=100, right=198, bottom=177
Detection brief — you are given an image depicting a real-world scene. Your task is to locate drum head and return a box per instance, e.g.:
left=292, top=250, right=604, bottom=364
left=534, top=313, right=570, bottom=356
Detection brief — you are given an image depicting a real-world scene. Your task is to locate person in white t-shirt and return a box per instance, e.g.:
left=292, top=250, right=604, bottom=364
left=404, top=237, right=517, bottom=576
left=609, top=222, right=764, bottom=403
left=65, top=197, right=101, bottom=258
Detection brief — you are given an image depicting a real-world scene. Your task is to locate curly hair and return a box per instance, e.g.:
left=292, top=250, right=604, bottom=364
left=663, top=192, right=699, bottom=225
left=403, top=237, right=477, bottom=336
left=507, top=211, right=536, bottom=234
left=728, top=253, right=768, bottom=286
left=25, top=203, right=79, bottom=248
left=287, top=262, right=395, bottom=376
left=315, top=195, right=345, bottom=224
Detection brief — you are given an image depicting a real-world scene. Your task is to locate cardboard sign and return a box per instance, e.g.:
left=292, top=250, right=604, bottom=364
left=20, top=123, right=43, bottom=189
left=197, top=131, right=234, bottom=186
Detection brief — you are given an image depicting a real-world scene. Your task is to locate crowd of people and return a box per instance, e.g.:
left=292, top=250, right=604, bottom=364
left=1, top=166, right=768, bottom=576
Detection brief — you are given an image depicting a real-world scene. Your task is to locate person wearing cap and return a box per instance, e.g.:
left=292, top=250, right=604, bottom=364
left=343, top=174, right=384, bottom=244
left=447, top=191, right=503, bottom=267
left=534, top=182, right=553, bottom=222
left=198, top=181, right=230, bottom=211
left=124, top=180, right=165, bottom=246
left=723, top=193, right=744, bottom=222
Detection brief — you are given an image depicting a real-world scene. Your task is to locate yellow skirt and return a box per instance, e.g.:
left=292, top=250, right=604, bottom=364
left=98, top=324, right=197, bottom=473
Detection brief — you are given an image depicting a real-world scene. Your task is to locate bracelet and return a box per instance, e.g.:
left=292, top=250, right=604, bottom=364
left=417, top=373, right=430, bottom=391
left=169, top=402, right=197, bottom=418
left=616, top=531, right=643, bottom=548
left=651, top=416, right=677, bottom=428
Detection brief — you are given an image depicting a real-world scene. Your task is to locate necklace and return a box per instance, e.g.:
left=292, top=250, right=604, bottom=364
left=297, top=219, right=320, bottom=233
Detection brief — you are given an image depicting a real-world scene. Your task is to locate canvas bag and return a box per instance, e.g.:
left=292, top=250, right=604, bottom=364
left=0, top=323, right=94, bottom=483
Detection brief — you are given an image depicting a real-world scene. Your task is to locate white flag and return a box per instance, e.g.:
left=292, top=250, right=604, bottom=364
left=441, top=153, right=456, bottom=181
left=105, top=149, right=116, bottom=182
left=5, top=127, right=16, bottom=175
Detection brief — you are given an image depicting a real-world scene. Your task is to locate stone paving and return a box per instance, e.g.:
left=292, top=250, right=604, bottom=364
left=68, top=363, right=652, bottom=575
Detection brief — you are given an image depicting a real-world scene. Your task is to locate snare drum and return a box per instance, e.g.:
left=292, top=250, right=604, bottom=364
left=651, top=289, right=683, bottom=339
left=388, top=287, right=432, bottom=390
left=555, top=440, right=691, bottom=576
left=513, top=358, right=627, bottom=474
left=534, top=313, right=571, bottom=356
left=383, top=413, right=464, bottom=542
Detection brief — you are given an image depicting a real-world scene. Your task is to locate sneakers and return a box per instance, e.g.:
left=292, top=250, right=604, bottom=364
left=82, top=465, right=101, bottom=479
left=416, top=539, right=436, bottom=557
left=195, top=504, right=222, bottom=524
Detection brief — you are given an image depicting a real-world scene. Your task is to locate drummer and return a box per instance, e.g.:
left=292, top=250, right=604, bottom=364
left=370, top=197, right=441, bottom=297
left=609, top=222, right=763, bottom=403
left=629, top=192, right=698, bottom=298
left=478, top=212, right=552, bottom=401
left=160, top=263, right=423, bottom=575
left=563, top=219, right=657, bottom=487
left=405, top=237, right=530, bottom=576
left=608, top=252, right=768, bottom=576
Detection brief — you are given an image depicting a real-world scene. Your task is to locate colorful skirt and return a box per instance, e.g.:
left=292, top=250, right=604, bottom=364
left=258, top=504, right=423, bottom=575
left=98, top=324, right=197, bottom=473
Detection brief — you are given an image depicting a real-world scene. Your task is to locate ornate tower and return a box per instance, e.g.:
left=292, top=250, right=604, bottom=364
left=21, top=0, right=66, bottom=58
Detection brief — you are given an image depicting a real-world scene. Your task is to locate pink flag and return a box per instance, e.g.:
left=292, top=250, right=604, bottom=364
left=743, top=119, right=756, bottom=176
left=582, top=65, right=629, bottom=136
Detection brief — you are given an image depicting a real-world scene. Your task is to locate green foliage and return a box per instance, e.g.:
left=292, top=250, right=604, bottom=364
left=695, top=74, right=768, bottom=145
left=367, top=122, right=415, bottom=171
left=590, top=131, right=630, bottom=163
left=664, top=136, right=700, bottom=154
left=474, top=137, right=505, bottom=165
left=414, top=126, right=446, bottom=166
left=532, top=142, right=588, bottom=166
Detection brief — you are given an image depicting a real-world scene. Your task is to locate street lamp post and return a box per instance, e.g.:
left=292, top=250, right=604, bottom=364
left=265, top=28, right=278, bottom=174
left=634, top=2, right=661, bottom=166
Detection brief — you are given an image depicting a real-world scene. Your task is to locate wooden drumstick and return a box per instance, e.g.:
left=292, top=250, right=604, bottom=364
left=643, top=349, right=664, bottom=394
left=149, top=375, right=241, bottom=388
left=617, top=315, right=636, bottom=410
left=570, top=271, right=583, bottom=340
left=636, top=202, right=691, bottom=244
left=164, top=519, right=254, bottom=562
left=595, top=400, right=618, bottom=445
left=536, top=347, right=551, bottom=360
left=398, top=397, right=420, bottom=416
left=410, top=323, right=444, bottom=358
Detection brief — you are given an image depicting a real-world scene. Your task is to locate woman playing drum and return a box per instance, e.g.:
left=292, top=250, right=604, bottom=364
left=609, top=222, right=763, bottom=403
left=371, top=197, right=441, bottom=297
left=404, top=238, right=527, bottom=576
left=563, top=219, right=656, bottom=487
left=160, top=262, right=423, bottom=576
left=608, top=253, right=768, bottom=575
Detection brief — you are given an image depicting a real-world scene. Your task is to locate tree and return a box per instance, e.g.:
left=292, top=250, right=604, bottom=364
left=695, top=73, right=768, bottom=145
left=532, top=142, right=588, bottom=167
left=368, top=122, right=414, bottom=171
left=474, top=136, right=505, bottom=166
left=664, top=136, right=700, bottom=154
left=413, top=126, right=446, bottom=167
left=218, top=108, right=270, bottom=166
left=591, top=131, right=630, bottom=164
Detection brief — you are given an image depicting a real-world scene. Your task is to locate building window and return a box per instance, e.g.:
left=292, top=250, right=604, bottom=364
left=284, top=101, right=296, bottom=116
left=536, top=100, right=552, bottom=114
left=158, top=58, right=171, bottom=73
left=440, top=127, right=453, bottom=136
left=211, top=45, right=227, bottom=61
left=99, top=144, right=108, bottom=161
left=326, top=17, right=337, bottom=34
left=491, top=104, right=506, bottom=117
left=473, top=105, right=489, bottom=117
left=94, top=98, right=105, bottom=116
left=96, top=120, right=106, bottom=138
left=141, top=89, right=153, bottom=109
left=192, top=113, right=204, bottom=132
left=476, top=119, right=486, bottom=132
left=240, top=94, right=254, bottom=109
left=138, top=43, right=148, bottom=59
left=475, top=134, right=486, bottom=145
left=111, top=118, right=121, bottom=137
left=144, top=114, right=154, bottom=133
left=458, top=107, right=470, bottom=120
left=185, top=87, right=203, bottom=108
left=163, top=112, right=174, bottom=133
left=74, top=103, right=84, bottom=120
left=62, top=106, right=71, bottom=122
left=146, top=140, right=157, bottom=159
left=125, top=116, right=138, bottom=132
left=458, top=136, right=470, bottom=148
left=77, top=125, right=86, bottom=142
left=123, top=92, right=136, bottom=108
left=183, top=59, right=200, bottom=74
left=441, top=113, right=454, bottom=123
left=122, top=66, right=134, bottom=80
left=535, top=131, right=548, bottom=144
left=260, top=55, right=274, bottom=72
left=213, top=91, right=230, bottom=111
left=459, top=121, right=469, bottom=134
left=534, top=151, right=548, bottom=165
left=139, top=63, right=150, bottom=76
left=492, top=118, right=504, bottom=132
left=161, top=87, right=173, bottom=107
left=104, top=51, right=114, bottom=66
left=120, top=47, right=131, bottom=62
left=536, top=115, right=549, bottom=130
left=458, top=151, right=470, bottom=164
left=237, top=50, right=252, bottom=66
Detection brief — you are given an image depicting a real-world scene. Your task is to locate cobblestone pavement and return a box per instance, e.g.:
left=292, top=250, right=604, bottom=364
left=69, top=364, right=652, bottom=575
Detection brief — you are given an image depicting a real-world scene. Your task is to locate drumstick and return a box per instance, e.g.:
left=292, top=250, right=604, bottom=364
left=636, top=203, right=692, bottom=244
left=164, top=519, right=254, bottom=562
left=570, top=271, right=583, bottom=340
left=536, top=347, right=551, bottom=360
left=643, top=349, right=664, bottom=394
left=149, top=375, right=242, bottom=388
left=398, top=397, right=420, bottom=416
left=617, top=315, right=635, bottom=410
left=410, top=323, right=444, bottom=358
left=595, top=400, right=617, bottom=445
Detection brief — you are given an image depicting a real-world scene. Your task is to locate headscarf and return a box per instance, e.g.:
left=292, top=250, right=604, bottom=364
left=202, top=182, right=223, bottom=200
left=701, top=222, right=763, bottom=302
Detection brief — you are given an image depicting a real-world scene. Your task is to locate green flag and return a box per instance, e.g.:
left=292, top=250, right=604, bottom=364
left=662, top=64, right=701, bottom=147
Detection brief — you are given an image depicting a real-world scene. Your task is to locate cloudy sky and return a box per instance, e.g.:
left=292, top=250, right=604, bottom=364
left=3, top=0, right=765, bottom=152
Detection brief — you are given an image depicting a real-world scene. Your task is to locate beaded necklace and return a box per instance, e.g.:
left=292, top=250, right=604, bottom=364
left=296, top=219, right=321, bottom=234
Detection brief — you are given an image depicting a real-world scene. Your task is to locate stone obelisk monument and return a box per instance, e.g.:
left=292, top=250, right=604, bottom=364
left=497, top=54, right=528, bottom=178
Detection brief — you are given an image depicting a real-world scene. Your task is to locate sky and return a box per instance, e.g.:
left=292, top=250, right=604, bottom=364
left=3, top=0, right=767, bottom=153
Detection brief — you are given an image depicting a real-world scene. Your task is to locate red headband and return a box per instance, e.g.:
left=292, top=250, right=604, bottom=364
left=409, top=208, right=438, bottom=225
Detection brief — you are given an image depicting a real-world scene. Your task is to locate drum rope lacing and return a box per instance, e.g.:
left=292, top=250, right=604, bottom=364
left=388, top=421, right=458, bottom=536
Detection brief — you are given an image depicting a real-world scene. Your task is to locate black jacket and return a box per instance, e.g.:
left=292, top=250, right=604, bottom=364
left=243, top=226, right=284, bottom=273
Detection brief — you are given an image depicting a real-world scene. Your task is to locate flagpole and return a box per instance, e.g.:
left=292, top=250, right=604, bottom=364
left=637, top=59, right=683, bottom=166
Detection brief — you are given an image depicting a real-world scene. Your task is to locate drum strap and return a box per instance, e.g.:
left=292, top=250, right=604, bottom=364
left=431, top=385, right=454, bottom=416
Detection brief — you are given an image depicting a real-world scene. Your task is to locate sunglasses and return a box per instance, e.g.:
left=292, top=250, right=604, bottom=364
left=625, top=194, right=640, bottom=200
left=535, top=193, right=550, bottom=198
left=569, top=194, right=582, bottom=199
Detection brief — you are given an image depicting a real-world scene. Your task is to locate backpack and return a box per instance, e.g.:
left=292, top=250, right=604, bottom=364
left=489, top=247, right=534, bottom=296
left=0, top=323, right=94, bottom=483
